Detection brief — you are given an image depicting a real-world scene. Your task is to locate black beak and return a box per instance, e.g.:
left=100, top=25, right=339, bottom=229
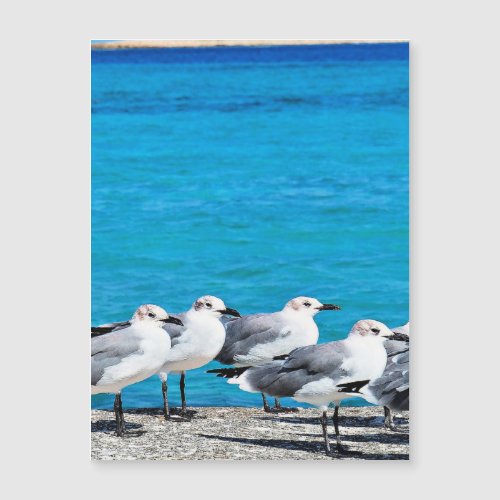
left=317, top=304, right=341, bottom=311
left=385, top=332, right=409, bottom=342
left=219, top=307, right=241, bottom=317
left=162, top=316, right=184, bottom=326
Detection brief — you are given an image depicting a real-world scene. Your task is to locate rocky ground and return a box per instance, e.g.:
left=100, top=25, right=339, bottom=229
left=91, top=406, right=409, bottom=461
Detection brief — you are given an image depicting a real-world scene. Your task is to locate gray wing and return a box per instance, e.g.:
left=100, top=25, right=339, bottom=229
left=216, top=313, right=290, bottom=365
left=220, top=315, right=238, bottom=328
left=385, top=338, right=409, bottom=356
left=162, top=312, right=188, bottom=347
left=91, top=329, right=142, bottom=385
left=243, top=342, right=348, bottom=398
left=370, top=338, right=409, bottom=411
left=384, top=323, right=410, bottom=356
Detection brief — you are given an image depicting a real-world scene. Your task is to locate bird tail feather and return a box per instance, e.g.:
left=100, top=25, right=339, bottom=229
left=206, top=367, right=249, bottom=378
left=336, top=379, right=370, bottom=394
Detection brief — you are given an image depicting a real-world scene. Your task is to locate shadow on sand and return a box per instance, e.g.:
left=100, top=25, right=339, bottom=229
left=258, top=414, right=409, bottom=429
left=93, top=407, right=204, bottom=421
left=91, top=419, right=146, bottom=437
left=197, top=433, right=408, bottom=460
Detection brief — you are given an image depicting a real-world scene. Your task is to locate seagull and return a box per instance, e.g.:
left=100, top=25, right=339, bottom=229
left=91, top=304, right=183, bottom=436
left=158, top=295, right=240, bottom=419
left=213, top=296, right=340, bottom=412
left=364, top=322, right=409, bottom=430
left=210, top=319, right=397, bottom=455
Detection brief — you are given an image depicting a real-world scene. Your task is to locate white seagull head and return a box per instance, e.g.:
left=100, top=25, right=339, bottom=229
left=283, top=296, right=341, bottom=317
left=349, top=319, right=393, bottom=340
left=192, top=295, right=241, bottom=318
left=131, top=304, right=183, bottom=326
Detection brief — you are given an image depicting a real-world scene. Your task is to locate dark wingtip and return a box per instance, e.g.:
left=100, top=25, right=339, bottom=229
left=336, top=379, right=370, bottom=393
left=273, top=354, right=289, bottom=361
left=91, top=325, right=117, bottom=337
left=206, top=367, right=248, bottom=378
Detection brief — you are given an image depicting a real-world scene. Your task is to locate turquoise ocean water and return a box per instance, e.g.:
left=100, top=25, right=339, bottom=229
left=91, top=43, right=409, bottom=409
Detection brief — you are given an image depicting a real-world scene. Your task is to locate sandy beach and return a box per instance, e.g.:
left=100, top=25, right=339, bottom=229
left=91, top=39, right=406, bottom=50
left=91, top=406, right=409, bottom=460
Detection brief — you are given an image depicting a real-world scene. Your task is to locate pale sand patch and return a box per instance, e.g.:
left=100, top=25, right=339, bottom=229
left=91, top=39, right=406, bottom=50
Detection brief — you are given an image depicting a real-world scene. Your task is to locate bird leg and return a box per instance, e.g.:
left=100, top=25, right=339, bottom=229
left=262, top=393, right=272, bottom=412
left=271, top=397, right=299, bottom=413
left=384, top=406, right=397, bottom=430
left=118, top=392, right=124, bottom=432
left=179, top=371, right=187, bottom=415
left=162, top=380, right=170, bottom=420
left=332, top=404, right=363, bottom=455
left=114, top=393, right=125, bottom=437
left=118, top=393, right=126, bottom=435
left=319, top=411, right=331, bottom=455
left=332, top=404, right=346, bottom=453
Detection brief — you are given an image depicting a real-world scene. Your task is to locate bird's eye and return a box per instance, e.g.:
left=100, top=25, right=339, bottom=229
left=206, top=303, right=212, bottom=308
left=148, top=312, right=156, bottom=318
left=304, top=302, right=311, bottom=307
left=371, top=328, right=380, bottom=334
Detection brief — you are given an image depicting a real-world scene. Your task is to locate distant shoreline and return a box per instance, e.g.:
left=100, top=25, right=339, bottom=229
left=91, top=39, right=407, bottom=50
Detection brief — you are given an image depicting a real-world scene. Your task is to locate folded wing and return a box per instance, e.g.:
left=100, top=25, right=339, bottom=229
left=216, top=313, right=290, bottom=365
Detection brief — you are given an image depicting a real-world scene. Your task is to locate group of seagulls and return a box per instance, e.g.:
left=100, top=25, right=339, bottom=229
left=91, top=295, right=409, bottom=456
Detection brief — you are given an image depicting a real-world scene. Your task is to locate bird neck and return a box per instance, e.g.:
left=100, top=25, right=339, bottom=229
left=346, top=333, right=386, bottom=352
left=186, top=309, right=223, bottom=329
